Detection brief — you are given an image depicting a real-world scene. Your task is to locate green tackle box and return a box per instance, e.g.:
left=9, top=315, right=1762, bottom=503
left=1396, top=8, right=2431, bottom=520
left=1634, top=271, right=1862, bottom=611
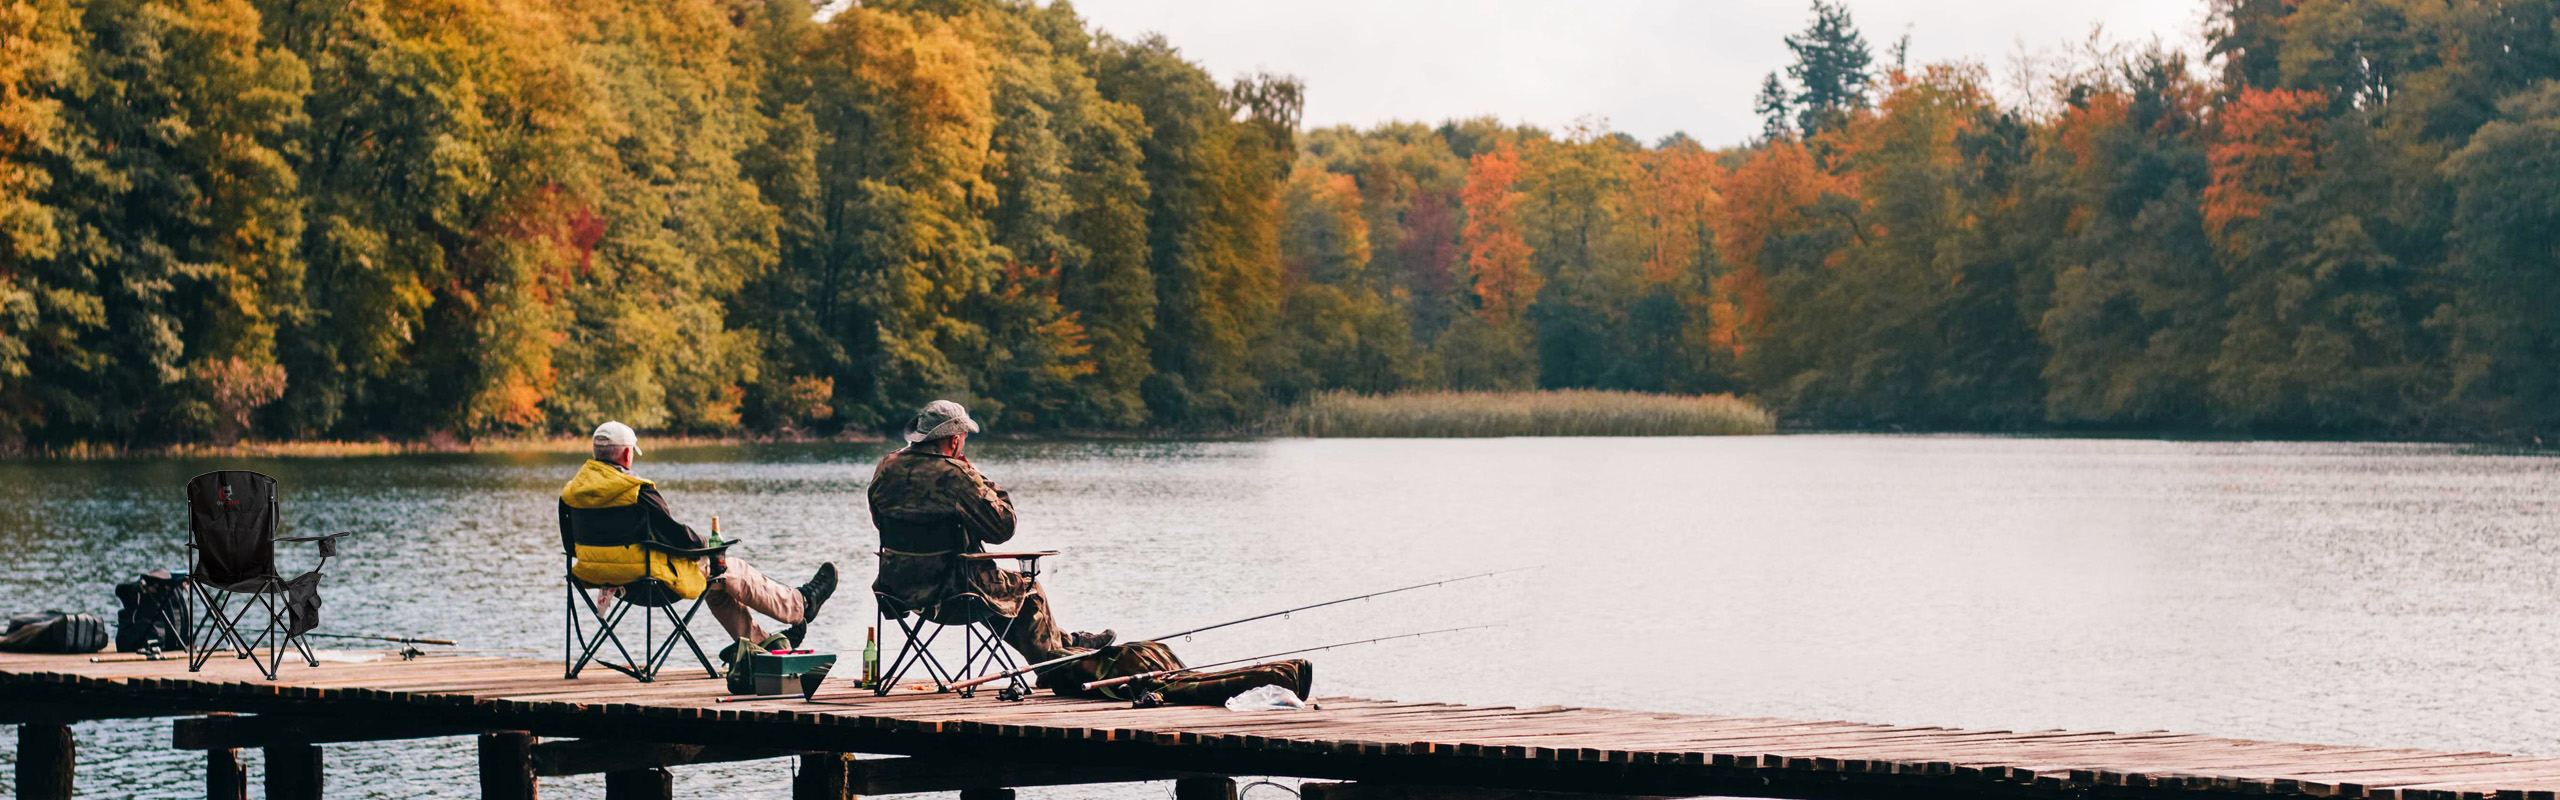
left=742, top=651, right=837, bottom=696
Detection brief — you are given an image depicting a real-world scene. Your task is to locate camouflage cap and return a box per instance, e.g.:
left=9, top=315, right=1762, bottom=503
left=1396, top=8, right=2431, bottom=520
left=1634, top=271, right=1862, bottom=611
left=903, top=400, right=981, bottom=443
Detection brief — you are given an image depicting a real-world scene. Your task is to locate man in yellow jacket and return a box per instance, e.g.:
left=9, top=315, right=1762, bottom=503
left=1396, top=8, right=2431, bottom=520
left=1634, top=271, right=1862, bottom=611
left=561, top=421, right=836, bottom=656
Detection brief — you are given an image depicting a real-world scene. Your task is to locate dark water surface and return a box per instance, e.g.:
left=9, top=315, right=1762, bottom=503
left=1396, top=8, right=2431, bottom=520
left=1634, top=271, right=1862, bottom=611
left=3, top=436, right=2556, bottom=798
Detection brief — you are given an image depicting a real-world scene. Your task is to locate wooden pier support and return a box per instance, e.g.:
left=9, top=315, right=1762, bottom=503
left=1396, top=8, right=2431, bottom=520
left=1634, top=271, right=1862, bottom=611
left=13, top=723, right=74, bottom=800
left=478, top=731, right=539, bottom=800
left=265, top=743, right=324, bottom=800
left=842, top=757, right=1198, bottom=794
left=1177, top=777, right=1240, bottom=800
left=793, top=753, right=857, bottom=800
left=530, top=740, right=800, bottom=777
left=602, top=768, right=673, bottom=800
left=207, top=746, right=247, bottom=800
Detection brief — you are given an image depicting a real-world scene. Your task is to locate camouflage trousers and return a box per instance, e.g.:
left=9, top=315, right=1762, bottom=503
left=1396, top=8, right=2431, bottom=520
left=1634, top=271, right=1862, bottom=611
left=985, top=581, right=1071, bottom=662
left=1039, top=641, right=1314, bottom=706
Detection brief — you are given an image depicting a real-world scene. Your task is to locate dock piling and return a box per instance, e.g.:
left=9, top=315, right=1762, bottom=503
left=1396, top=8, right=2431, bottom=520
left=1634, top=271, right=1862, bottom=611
left=602, top=767, right=674, bottom=800
left=265, top=743, right=324, bottom=800
left=793, top=753, right=858, bottom=800
left=1177, top=777, right=1240, bottom=800
left=14, top=722, right=74, bottom=800
left=479, top=731, right=539, bottom=800
left=207, top=746, right=246, bottom=800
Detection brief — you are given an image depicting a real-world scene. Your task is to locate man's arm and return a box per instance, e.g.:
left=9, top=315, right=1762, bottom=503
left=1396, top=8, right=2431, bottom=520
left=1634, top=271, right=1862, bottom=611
left=955, top=493, right=1015, bottom=545
left=952, top=468, right=1017, bottom=546
left=635, top=485, right=710, bottom=551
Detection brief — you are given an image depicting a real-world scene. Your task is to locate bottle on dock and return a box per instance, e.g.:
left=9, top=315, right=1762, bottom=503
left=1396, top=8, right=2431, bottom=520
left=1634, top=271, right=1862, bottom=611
left=861, top=626, right=879, bottom=689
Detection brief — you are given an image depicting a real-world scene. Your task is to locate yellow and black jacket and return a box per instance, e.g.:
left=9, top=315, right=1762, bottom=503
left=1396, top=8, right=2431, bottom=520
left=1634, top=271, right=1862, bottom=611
left=558, top=460, right=710, bottom=598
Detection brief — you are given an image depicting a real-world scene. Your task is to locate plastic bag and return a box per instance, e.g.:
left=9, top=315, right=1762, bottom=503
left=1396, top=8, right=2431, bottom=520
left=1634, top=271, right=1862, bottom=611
left=1223, top=684, right=1314, bottom=712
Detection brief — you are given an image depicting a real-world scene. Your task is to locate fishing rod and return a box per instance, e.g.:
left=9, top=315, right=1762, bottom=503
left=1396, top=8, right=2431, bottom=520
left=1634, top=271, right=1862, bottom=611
left=945, top=566, right=1530, bottom=692
left=1081, top=623, right=1501, bottom=691
left=302, top=632, right=459, bottom=646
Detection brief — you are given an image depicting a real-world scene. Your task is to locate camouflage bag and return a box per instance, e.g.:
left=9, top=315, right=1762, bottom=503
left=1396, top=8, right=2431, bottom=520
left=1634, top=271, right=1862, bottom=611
left=1037, top=642, right=1314, bottom=706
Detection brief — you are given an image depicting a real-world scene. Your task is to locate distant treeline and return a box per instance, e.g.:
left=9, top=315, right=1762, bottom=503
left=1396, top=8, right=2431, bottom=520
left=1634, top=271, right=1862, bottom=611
left=1289, top=0, right=2560, bottom=441
left=3, top=0, right=2558, bottom=449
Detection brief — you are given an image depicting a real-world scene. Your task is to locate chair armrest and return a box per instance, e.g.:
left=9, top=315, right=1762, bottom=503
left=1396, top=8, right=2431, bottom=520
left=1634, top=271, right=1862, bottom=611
left=281, top=531, right=354, bottom=558
left=647, top=540, right=737, bottom=558
left=958, top=550, right=1060, bottom=561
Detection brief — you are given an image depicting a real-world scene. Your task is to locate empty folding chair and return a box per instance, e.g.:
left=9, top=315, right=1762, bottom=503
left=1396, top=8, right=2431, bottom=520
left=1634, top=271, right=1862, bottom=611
left=182, top=471, right=352, bottom=681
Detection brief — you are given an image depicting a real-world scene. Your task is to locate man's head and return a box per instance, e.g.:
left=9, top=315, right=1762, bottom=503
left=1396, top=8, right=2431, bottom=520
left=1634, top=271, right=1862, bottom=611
left=592, top=420, right=642, bottom=466
left=902, top=400, right=979, bottom=449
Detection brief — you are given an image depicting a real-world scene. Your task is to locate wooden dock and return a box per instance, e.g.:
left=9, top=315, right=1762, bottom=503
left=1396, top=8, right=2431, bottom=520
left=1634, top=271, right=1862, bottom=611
left=5, top=651, right=2557, bottom=800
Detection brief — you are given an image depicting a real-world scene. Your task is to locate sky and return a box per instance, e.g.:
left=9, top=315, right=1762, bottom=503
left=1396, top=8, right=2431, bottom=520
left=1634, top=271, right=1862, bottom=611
left=1057, top=0, right=2214, bottom=147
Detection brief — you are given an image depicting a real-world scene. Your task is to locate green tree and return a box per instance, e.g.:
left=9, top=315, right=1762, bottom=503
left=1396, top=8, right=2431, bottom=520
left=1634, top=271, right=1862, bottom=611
left=1783, top=0, right=1874, bottom=138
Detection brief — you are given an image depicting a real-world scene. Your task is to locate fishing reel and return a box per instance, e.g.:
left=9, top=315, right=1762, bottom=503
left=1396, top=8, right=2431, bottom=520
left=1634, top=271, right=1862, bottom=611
left=995, top=684, right=1033, bottom=702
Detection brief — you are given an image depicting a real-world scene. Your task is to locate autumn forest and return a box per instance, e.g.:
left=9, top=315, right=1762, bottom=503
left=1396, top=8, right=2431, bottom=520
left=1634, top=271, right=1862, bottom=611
left=2, top=0, right=2558, bottom=448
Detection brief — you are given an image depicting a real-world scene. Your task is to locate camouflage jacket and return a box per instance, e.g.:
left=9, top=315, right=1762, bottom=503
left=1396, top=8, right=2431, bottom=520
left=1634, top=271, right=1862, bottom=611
left=866, top=447, right=1027, bottom=619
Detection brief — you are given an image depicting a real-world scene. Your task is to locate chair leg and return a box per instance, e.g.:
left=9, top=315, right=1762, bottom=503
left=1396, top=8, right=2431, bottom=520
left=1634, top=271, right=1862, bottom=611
left=667, top=597, right=719, bottom=680
left=187, top=586, right=259, bottom=674
left=956, top=615, right=1025, bottom=697
left=876, top=614, right=959, bottom=695
left=569, top=594, right=641, bottom=680
left=641, top=597, right=713, bottom=682
left=875, top=615, right=933, bottom=696
left=248, top=592, right=284, bottom=681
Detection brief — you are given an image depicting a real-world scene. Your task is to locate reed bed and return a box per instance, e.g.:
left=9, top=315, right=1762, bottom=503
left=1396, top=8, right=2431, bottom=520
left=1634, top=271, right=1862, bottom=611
left=1273, top=389, right=1776, bottom=438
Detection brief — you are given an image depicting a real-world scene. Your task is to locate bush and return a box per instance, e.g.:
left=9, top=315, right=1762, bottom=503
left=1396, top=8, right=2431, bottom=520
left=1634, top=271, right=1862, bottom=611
left=1274, top=389, right=1775, bottom=437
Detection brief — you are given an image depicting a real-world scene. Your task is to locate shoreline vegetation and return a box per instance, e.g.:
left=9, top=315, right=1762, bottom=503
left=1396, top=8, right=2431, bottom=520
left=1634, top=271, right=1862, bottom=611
left=4, top=0, right=2559, bottom=451
left=1273, top=390, right=1776, bottom=438
left=7, top=390, right=1777, bottom=459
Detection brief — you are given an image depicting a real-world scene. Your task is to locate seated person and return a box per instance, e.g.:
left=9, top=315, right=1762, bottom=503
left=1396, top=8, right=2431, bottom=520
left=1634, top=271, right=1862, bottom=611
left=867, top=400, right=1112, bottom=660
left=561, top=421, right=836, bottom=658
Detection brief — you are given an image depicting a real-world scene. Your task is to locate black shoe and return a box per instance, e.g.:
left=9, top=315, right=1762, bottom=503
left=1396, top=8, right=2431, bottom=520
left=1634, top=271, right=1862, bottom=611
left=786, top=563, right=837, bottom=646
left=1068, top=629, right=1116, bottom=650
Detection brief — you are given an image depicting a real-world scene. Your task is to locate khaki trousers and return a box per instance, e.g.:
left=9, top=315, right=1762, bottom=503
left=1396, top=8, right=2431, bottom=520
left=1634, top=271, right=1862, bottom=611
left=703, top=557, right=805, bottom=643
left=596, top=557, right=804, bottom=644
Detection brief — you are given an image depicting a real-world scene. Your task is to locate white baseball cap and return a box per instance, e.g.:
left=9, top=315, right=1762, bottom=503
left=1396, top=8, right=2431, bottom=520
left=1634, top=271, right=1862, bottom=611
left=592, top=421, right=642, bottom=456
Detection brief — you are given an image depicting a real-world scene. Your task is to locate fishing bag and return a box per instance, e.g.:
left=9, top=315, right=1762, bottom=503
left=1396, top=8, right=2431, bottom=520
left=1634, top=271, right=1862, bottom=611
left=1038, top=642, right=1315, bottom=706
left=0, top=611, right=110, bottom=654
left=115, top=569, right=194, bottom=652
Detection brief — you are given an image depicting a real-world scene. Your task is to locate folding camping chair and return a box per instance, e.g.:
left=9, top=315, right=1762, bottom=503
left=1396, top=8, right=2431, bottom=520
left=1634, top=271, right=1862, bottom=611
left=873, top=550, right=1056, bottom=697
left=560, top=515, right=725, bottom=682
left=182, top=471, right=353, bottom=681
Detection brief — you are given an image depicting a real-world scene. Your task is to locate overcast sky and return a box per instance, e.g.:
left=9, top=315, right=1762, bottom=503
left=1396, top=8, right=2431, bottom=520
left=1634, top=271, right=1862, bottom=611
left=1058, top=0, right=2214, bottom=147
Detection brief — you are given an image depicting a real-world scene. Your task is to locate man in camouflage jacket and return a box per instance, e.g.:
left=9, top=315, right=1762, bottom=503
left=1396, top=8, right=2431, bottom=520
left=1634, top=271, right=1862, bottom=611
left=867, top=401, right=1112, bottom=661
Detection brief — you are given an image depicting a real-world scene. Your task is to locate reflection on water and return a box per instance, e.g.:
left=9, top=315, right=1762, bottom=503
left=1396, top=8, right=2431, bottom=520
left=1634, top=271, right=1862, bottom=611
left=2, top=436, right=2557, bottom=798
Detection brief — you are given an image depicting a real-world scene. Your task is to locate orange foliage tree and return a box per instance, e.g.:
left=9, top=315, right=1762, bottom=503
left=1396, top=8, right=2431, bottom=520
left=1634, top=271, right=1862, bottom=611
left=1633, top=139, right=1726, bottom=287
left=1459, top=142, right=1536, bottom=324
left=2201, top=87, right=2324, bottom=247
left=1706, top=140, right=1846, bottom=353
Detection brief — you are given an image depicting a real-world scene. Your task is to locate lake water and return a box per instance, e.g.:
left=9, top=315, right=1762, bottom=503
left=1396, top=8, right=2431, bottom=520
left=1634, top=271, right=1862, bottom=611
left=2, top=435, right=2556, bottom=799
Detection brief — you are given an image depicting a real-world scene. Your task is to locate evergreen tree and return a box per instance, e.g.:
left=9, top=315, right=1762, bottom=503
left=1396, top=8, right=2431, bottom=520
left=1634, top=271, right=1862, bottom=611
left=1783, top=0, right=1874, bottom=138
left=1754, top=71, right=1793, bottom=141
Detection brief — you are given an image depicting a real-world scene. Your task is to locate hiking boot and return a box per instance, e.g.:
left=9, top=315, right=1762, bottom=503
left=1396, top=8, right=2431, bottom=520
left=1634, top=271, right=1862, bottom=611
left=783, top=563, right=838, bottom=646
left=1067, top=629, right=1116, bottom=650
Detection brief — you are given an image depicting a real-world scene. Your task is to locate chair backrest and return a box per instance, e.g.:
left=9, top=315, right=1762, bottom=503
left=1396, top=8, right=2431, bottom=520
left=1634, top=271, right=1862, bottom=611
left=558, top=501, right=652, bottom=557
left=187, top=471, right=280, bottom=587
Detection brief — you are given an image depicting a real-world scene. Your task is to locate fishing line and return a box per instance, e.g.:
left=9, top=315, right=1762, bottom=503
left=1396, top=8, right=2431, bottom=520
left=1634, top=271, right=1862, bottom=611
left=950, top=565, right=1533, bottom=691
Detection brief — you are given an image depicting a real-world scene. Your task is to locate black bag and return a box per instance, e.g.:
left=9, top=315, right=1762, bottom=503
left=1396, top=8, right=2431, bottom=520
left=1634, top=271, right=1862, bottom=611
left=115, top=569, right=193, bottom=652
left=0, top=611, right=109, bottom=654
